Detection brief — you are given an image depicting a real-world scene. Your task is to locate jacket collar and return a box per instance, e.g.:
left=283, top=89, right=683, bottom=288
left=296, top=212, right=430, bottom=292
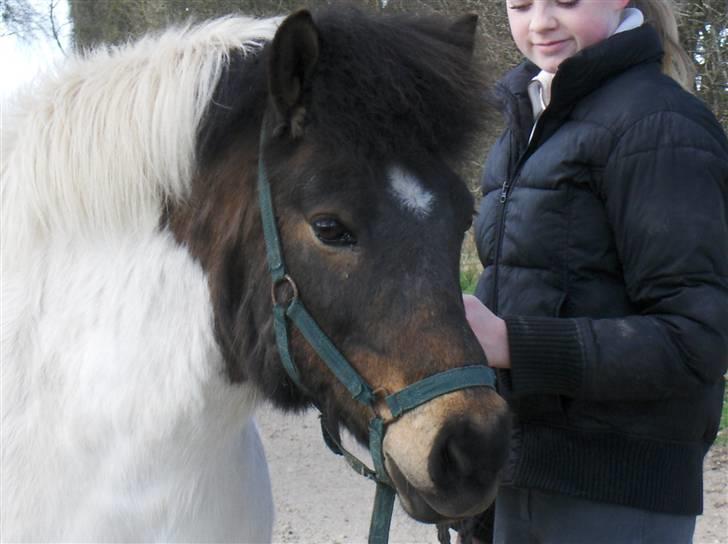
left=496, top=24, right=664, bottom=119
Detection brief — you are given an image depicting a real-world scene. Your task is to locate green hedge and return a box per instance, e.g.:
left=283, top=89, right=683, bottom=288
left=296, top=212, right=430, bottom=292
left=460, top=268, right=479, bottom=294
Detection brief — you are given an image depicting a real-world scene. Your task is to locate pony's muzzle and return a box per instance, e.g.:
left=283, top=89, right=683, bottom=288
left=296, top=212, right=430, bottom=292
left=382, top=390, right=510, bottom=522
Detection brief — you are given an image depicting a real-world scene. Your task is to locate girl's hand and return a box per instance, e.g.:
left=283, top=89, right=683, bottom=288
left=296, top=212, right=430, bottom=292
left=462, top=294, right=511, bottom=369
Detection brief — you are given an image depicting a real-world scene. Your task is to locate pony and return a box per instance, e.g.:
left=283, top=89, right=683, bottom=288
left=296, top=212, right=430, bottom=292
left=1, top=6, right=510, bottom=541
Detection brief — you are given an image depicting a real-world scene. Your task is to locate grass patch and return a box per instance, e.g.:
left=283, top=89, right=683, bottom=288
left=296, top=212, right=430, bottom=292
left=460, top=267, right=480, bottom=294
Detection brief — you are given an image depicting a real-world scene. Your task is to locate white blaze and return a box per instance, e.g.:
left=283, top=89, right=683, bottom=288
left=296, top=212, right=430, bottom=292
left=388, top=166, right=434, bottom=217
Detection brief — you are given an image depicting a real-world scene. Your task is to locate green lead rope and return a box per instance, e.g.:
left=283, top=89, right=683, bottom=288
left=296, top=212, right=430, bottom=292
left=257, top=124, right=496, bottom=544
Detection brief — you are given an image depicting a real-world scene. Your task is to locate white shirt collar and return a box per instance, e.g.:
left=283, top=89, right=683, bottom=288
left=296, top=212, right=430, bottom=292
left=614, top=7, right=644, bottom=34
left=527, top=71, right=555, bottom=119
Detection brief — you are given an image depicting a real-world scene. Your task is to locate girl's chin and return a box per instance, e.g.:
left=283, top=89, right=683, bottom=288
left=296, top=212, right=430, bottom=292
left=532, top=56, right=568, bottom=74
left=529, top=44, right=576, bottom=73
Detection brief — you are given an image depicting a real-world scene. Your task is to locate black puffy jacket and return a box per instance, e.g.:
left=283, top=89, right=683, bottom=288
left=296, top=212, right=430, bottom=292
left=475, top=25, right=728, bottom=515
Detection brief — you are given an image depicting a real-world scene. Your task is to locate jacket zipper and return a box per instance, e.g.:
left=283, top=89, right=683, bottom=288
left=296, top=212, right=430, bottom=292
left=490, top=180, right=510, bottom=314
left=499, top=180, right=509, bottom=204
left=490, top=113, right=547, bottom=314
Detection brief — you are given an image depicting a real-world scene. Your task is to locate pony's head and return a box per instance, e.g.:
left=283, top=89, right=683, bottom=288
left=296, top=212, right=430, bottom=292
left=170, top=6, right=510, bottom=523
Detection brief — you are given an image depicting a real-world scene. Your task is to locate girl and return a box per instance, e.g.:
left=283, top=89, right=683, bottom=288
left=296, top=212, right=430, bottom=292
left=464, top=0, right=728, bottom=542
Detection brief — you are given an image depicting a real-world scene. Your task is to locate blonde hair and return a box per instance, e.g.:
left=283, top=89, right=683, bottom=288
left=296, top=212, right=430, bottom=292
left=629, top=0, right=695, bottom=91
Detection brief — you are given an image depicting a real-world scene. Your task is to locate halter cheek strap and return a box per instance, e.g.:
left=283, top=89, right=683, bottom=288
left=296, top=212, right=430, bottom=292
left=257, top=124, right=496, bottom=544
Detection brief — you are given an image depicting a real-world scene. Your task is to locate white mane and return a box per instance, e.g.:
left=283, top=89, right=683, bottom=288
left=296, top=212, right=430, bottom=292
left=1, top=16, right=280, bottom=541
left=2, top=15, right=279, bottom=254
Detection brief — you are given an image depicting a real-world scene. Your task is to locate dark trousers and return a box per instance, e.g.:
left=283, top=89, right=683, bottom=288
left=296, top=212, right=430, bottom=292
left=494, top=487, right=696, bottom=544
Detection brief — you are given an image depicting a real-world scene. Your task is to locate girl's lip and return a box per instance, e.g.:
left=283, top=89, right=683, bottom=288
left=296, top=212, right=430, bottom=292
left=535, top=39, right=568, bottom=47
left=533, top=39, right=570, bottom=53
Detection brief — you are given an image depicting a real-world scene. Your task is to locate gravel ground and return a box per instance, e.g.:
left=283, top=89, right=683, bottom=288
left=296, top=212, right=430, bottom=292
left=257, top=406, right=728, bottom=544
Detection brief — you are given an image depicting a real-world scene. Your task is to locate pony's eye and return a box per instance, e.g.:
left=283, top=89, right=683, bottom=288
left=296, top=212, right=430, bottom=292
left=312, top=217, right=357, bottom=246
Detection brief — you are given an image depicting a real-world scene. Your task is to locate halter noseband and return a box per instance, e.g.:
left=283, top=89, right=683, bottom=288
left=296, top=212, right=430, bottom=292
left=257, top=124, right=496, bottom=544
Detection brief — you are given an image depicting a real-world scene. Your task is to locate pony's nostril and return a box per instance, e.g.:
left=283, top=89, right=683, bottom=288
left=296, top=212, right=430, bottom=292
left=431, top=419, right=484, bottom=488
left=444, top=431, right=475, bottom=476
left=428, top=415, right=509, bottom=492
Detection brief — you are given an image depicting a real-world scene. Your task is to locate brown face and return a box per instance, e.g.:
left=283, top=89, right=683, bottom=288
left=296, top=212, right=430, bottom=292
left=172, top=7, right=511, bottom=526
left=261, top=134, right=511, bottom=522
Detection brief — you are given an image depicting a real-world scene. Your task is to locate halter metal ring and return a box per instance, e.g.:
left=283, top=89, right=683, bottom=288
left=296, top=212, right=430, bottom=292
left=369, top=387, right=394, bottom=424
left=271, top=274, right=299, bottom=306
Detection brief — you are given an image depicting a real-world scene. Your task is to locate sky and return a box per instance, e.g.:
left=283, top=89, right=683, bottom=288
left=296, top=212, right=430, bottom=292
left=0, top=0, right=71, bottom=102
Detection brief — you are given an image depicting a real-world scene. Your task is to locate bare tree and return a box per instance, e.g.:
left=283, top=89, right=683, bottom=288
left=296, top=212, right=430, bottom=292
left=1, top=0, right=43, bottom=40
left=679, top=0, right=728, bottom=126
left=69, top=0, right=341, bottom=50
left=1, top=0, right=67, bottom=53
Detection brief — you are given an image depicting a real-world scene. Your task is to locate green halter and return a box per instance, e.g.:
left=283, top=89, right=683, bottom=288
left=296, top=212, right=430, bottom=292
left=257, top=124, right=496, bottom=544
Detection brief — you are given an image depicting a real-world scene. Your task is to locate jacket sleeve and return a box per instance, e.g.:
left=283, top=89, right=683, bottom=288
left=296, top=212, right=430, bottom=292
left=504, top=110, right=728, bottom=401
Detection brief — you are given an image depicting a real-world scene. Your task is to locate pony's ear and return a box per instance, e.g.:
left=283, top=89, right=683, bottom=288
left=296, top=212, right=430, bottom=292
left=268, top=10, right=320, bottom=139
left=450, top=14, right=478, bottom=57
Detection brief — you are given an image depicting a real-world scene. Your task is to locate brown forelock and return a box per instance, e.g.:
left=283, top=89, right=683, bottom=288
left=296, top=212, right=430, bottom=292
left=306, top=6, right=491, bottom=162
